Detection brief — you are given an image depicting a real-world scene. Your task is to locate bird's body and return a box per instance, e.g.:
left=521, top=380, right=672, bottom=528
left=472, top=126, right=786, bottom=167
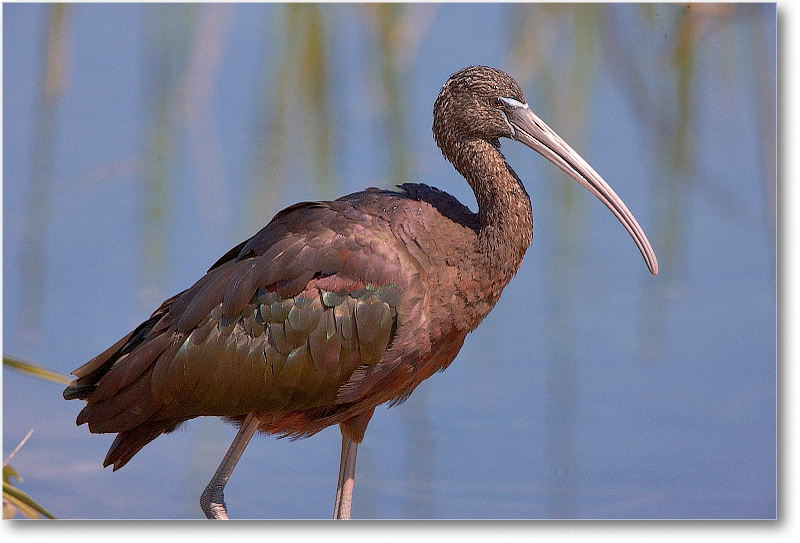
left=68, top=181, right=528, bottom=467
left=65, top=66, right=656, bottom=518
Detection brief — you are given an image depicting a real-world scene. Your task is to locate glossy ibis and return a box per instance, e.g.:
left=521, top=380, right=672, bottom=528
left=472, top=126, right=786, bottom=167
left=64, top=66, right=658, bottom=519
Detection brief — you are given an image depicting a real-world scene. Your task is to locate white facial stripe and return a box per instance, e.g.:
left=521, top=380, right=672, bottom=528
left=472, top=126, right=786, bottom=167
left=494, top=97, right=529, bottom=137
left=499, top=97, right=529, bottom=109
left=498, top=110, right=515, bottom=137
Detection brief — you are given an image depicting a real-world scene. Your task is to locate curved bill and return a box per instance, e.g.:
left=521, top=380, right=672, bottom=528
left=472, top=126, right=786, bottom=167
left=504, top=100, right=658, bottom=276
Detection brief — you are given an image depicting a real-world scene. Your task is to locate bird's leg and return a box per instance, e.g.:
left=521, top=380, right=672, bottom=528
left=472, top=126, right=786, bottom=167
left=200, top=412, right=260, bottom=519
left=333, top=434, right=358, bottom=520
left=333, top=409, right=374, bottom=519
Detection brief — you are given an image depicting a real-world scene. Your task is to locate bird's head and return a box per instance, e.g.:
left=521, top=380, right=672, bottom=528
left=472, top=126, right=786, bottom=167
left=433, top=65, right=658, bottom=275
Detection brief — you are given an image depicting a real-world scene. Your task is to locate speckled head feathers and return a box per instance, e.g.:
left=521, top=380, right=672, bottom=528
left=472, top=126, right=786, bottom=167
left=433, top=66, right=527, bottom=151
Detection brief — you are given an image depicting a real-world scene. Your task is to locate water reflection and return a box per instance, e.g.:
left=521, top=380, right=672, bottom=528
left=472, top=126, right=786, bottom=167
left=18, top=4, right=69, bottom=348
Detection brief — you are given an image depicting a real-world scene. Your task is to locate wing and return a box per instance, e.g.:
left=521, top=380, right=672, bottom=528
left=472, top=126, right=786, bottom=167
left=64, top=189, right=430, bottom=468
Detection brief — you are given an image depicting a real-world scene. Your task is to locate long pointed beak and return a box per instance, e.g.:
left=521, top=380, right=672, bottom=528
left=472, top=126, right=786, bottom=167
left=508, top=104, right=658, bottom=275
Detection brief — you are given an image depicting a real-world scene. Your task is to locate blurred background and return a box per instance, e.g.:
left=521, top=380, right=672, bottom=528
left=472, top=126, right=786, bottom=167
left=3, top=3, right=776, bottom=519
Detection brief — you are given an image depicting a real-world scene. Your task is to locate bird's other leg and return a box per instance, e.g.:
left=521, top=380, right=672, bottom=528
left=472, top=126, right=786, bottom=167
left=200, top=412, right=260, bottom=519
left=333, top=408, right=374, bottom=520
left=334, top=435, right=358, bottom=520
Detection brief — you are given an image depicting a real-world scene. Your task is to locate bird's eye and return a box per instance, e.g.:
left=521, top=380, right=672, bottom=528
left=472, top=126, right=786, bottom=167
left=491, top=97, right=504, bottom=108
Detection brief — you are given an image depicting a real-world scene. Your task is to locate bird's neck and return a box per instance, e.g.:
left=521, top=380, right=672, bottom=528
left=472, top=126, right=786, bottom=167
left=449, top=138, right=533, bottom=282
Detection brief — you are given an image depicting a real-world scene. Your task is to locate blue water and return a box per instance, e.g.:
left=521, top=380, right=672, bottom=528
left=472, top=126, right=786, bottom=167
left=3, top=3, right=776, bottom=519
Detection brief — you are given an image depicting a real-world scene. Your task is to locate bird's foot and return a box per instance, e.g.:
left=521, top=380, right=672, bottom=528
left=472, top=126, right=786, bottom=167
left=200, top=486, right=229, bottom=519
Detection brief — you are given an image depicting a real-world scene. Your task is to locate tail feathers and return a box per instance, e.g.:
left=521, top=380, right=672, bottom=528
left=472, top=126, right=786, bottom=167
left=65, top=292, right=181, bottom=402
left=63, top=381, right=97, bottom=401
left=63, top=331, right=137, bottom=401
left=76, top=373, right=162, bottom=433
left=103, top=418, right=187, bottom=471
